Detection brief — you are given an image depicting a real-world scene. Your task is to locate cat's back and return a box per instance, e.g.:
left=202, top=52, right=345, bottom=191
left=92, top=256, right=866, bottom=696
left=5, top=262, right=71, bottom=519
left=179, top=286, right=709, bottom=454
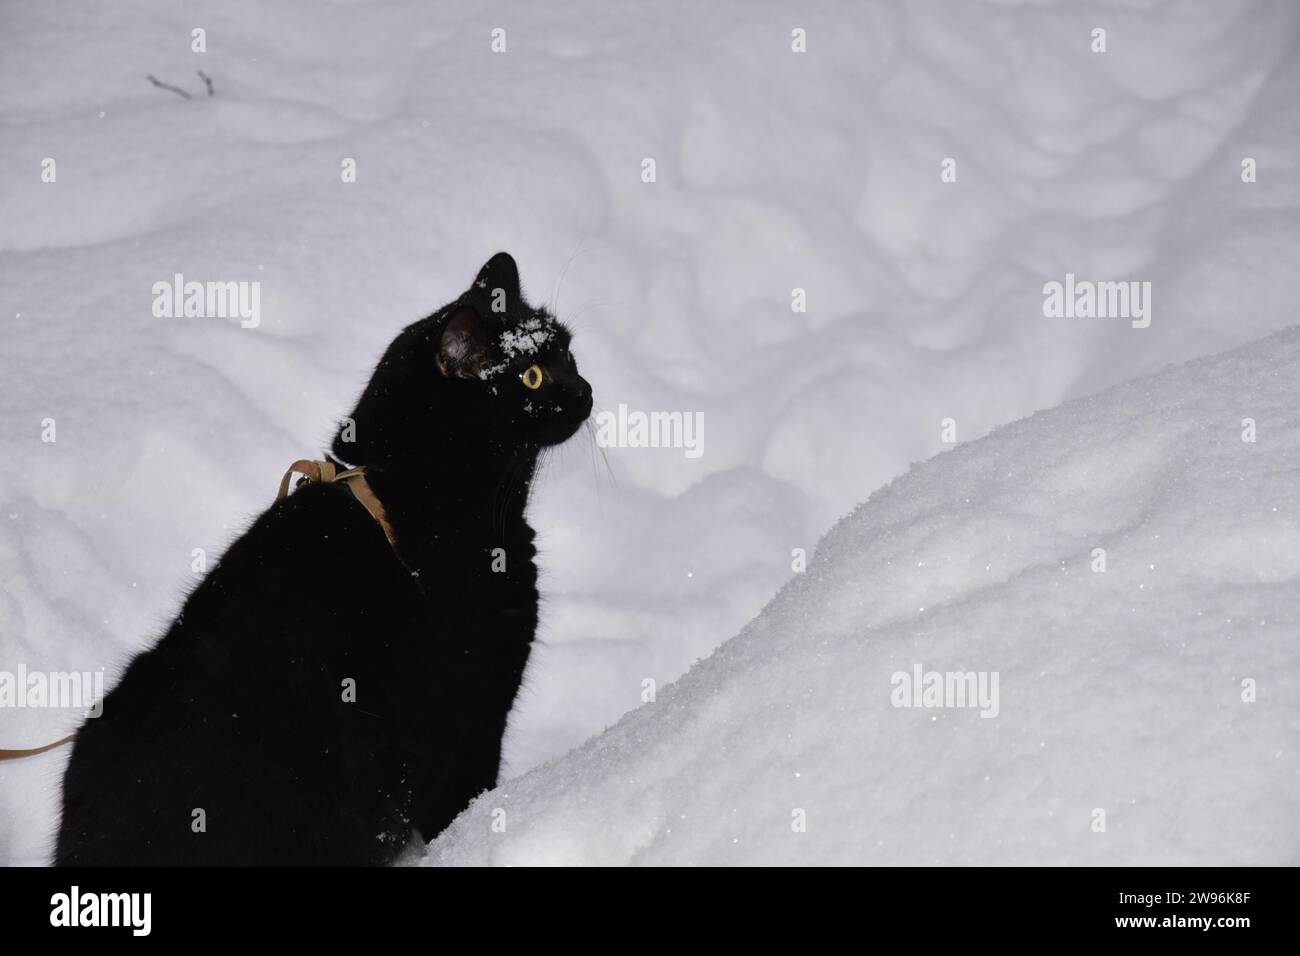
left=55, top=482, right=425, bottom=866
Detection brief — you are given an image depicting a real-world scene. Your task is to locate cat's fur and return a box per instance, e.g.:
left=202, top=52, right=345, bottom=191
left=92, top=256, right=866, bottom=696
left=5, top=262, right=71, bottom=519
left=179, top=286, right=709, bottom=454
left=55, top=253, right=592, bottom=865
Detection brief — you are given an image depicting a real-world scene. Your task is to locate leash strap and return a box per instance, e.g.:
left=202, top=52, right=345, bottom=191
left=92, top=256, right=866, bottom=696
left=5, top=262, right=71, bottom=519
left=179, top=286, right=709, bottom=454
left=0, top=734, right=74, bottom=762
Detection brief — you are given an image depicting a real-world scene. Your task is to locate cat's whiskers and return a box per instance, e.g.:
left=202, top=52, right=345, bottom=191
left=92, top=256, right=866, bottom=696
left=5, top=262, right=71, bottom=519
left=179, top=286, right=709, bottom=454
left=560, top=296, right=614, bottom=331
left=579, top=418, right=607, bottom=519
left=585, top=410, right=616, bottom=489
left=548, top=236, right=592, bottom=315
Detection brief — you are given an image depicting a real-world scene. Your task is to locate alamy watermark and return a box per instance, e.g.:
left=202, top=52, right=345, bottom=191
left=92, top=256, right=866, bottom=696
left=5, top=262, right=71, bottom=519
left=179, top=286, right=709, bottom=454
left=890, top=663, right=999, bottom=718
left=0, top=665, right=104, bottom=717
left=152, top=273, right=260, bottom=328
left=1042, top=272, right=1150, bottom=329
left=594, top=403, right=704, bottom=459
left=50, top=886, right=151, bottom=936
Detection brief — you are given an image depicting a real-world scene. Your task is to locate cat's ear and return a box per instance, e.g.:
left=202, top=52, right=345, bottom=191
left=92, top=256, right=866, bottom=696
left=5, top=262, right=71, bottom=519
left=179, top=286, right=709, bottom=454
left=436, top=306, right=491, bottom=379
left=471, top=252, right=521, bottom=308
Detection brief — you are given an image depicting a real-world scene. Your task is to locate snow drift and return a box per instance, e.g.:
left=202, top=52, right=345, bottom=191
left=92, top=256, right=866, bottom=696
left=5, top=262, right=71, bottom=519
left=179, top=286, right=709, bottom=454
left=426, top=329, right=1300, bottom=865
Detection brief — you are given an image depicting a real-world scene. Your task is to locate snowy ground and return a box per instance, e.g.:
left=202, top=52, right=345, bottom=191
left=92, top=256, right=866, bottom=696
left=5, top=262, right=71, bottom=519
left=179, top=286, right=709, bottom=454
left=2, top=1, right=1298, bottom=865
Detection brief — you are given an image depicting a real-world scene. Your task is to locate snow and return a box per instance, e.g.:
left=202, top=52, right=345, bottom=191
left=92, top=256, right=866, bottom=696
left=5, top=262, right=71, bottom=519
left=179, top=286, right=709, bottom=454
left=427, top=328, right=1300, bottom=865
left=2, top=0, right=1298, bottom=865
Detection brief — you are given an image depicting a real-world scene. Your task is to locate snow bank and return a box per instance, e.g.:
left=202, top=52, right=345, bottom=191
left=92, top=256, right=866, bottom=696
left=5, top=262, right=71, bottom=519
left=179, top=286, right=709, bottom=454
left=426, top=328, right=1300, bottom=865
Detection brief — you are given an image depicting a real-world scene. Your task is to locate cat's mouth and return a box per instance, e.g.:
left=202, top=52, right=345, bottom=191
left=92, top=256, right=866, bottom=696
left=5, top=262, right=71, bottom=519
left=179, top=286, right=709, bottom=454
left=530, top=388, right=593, bottom=447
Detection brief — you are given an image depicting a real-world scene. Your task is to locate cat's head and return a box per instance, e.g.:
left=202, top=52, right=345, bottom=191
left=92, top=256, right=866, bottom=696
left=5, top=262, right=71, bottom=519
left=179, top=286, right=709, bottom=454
left=335, top=252, right=593, bottom=469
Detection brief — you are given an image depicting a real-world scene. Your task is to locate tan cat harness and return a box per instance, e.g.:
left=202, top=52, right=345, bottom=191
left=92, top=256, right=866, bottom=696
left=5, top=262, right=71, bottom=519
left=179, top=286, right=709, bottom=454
left=275, top=458, right=398, bottom=549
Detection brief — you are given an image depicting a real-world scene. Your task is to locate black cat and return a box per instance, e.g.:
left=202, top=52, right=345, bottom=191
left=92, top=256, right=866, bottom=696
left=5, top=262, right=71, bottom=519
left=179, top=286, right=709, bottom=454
left=55, top=253, right=592, bottom=865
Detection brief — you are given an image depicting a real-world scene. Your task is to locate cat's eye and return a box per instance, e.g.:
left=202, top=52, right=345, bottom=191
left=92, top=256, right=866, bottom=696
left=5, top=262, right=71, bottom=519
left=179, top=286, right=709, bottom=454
left=521, top=364, right=545, bottom=390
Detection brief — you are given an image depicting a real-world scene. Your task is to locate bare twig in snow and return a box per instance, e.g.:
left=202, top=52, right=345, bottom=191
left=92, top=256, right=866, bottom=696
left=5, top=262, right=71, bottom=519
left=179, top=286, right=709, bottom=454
left=146, top=74, right=192, bottom=99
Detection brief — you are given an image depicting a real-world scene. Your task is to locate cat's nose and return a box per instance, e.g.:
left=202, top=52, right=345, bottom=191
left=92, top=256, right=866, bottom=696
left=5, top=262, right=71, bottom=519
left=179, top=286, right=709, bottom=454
left=577, top=381, right=593, bottom=418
